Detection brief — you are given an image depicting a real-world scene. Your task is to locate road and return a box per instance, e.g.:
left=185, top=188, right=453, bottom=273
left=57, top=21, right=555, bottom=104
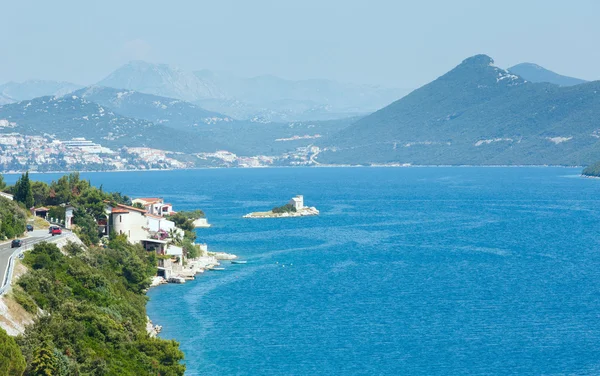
left=0, top=229, right=64, bottom=287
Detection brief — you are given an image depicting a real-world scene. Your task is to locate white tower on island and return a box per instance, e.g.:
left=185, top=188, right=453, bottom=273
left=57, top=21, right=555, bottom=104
left=289, top=195, right=304, bottom=211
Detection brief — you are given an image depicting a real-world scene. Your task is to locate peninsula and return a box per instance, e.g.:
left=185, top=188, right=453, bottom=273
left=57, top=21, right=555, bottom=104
left=244, top=195, right=319, bottom=218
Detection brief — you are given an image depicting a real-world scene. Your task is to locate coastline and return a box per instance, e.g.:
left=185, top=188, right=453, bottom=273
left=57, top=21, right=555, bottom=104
left=0, top=164, right=586, bottom=175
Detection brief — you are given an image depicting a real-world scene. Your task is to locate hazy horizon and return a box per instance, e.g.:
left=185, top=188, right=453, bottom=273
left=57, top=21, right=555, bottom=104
left=1, top=0, right=599, bottom=88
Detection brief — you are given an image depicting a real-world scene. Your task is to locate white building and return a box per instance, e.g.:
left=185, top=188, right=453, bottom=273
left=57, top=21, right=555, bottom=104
left=146, top=213, right=178, bottom=234
left=107, top=203, right=149, bottom=244
left=288, top=195, right=304, bottom=211
left=132, top=197, right=175, bottom=217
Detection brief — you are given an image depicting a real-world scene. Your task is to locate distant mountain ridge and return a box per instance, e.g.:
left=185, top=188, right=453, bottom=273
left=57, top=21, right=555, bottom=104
left=72, top=86, right=233, bottom=130
left=97, top=60, right=225, bottom=102
left=96, top=61, right=409, bottom=122
left=508, top=63, right=588, bottom=86
left=318, top=54, right=600, bottom=166
left=0, top=80, right=82, bottom=102
left=0, top=95, right=212, bottom=152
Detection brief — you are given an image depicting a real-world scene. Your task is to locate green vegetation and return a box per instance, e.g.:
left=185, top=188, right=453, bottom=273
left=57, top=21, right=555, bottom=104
left=15, top=240, right=185, bottom=375
left=13, top=172, right=34, bottom=209
left=582, top=162, right=600, bottom=177
left=0, top=327, right=26, bottom=376
left=272, top=203, right=297, bottom=214
left=0, top=196, right=27, bottom=240
left=165, top=212, right=197, bottom=242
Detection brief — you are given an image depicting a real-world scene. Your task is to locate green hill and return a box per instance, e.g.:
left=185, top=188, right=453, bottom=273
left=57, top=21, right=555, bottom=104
left=317, top=55, right=600, bottom=166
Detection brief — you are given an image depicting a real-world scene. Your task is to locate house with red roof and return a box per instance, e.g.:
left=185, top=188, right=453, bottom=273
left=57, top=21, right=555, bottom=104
left=131, top=197, right=176, bottom=217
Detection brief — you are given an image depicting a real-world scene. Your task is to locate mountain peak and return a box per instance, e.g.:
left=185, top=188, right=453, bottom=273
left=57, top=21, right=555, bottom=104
left=461, top=54, right=494, bottom=66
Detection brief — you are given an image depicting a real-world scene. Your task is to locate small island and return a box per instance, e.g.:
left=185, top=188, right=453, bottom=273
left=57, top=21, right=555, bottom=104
left=244, top=195, right=319, bottom=218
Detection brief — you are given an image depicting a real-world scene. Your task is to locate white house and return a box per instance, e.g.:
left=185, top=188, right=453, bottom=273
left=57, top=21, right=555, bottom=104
left=106, top=203, right=149, bottom=244
left=132, top=198, right=176, bottom=217
left=146, top=213, right=178, bottom=234
left=288, top=195, right=304, bottom=211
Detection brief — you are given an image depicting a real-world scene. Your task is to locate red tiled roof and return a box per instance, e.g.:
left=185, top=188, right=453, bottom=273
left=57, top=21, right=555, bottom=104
left=34, top=207, right=50, bottom=211
left=111, top=208, right=129, bottom=214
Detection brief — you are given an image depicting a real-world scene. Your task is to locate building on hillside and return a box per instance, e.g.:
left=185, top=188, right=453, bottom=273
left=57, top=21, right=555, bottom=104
left=31, top=207, right=50, bottom=219
left=132, top=197, right=176, bottom=217
left=140, top=239, right=184, bottom=279
left=146, top=213, right=178, bottom=234
left=288, top=195, right=304, bottom=211
left=105, top=203, right=148, bottom=244
left=104, top=202, right=181, bottom=244
left=65, top=205, right=75, bottom=230
left=0, top=192, right=13, bottom=201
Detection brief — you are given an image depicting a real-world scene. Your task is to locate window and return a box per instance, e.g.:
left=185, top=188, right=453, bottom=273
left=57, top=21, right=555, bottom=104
left=119, top=215, right=122, bottom=223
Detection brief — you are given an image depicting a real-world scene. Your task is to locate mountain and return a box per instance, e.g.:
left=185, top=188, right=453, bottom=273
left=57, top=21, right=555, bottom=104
left=0, top=80, right=82, bottom=101
left=0, top=95, right=217, bottom=152
left=72, top=86, right=233, bottom=130
left=97, top=61, right=225, bottom=102
left=97, top=61, right=408, bottom=122
left=0, top=94, right=14, bottom=106
left=317, top=54, right=600, bottom=166
left=193, top=70, right=409, bottom=122
left=508, top=63, right=588, bottom=87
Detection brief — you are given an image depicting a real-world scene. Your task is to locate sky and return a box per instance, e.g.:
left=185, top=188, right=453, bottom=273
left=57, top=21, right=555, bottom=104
left=1, top=0, right=599, bottom=89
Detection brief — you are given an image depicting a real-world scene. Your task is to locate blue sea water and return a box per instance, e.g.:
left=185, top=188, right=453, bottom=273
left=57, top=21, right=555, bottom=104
left=7, top=167, right=600, bottom=375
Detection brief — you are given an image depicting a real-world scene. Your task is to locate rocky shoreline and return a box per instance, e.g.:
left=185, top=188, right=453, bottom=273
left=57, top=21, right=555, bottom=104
left=244, top=206, right=319, bottom=218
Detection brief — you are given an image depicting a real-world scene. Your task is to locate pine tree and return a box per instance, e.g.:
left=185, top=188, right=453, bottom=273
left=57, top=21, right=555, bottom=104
left=30, top=341, right=57, bottom=376
left=22, top=172, right=34, bottom=209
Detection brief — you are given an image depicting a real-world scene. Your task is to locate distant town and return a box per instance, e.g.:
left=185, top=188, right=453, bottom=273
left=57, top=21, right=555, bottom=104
left=0, top=133, right=321, bottom=172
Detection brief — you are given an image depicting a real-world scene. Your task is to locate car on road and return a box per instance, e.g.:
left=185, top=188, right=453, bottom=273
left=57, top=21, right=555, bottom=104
left=26, top=224, right=34, bottom=232
left=51, top=227, right=62, bottom=236
left=11, top=239, right=22, bottom=248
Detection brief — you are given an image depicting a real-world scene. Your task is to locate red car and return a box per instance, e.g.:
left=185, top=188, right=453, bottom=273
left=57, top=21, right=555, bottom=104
left=51, top=227, right=62, bottom=236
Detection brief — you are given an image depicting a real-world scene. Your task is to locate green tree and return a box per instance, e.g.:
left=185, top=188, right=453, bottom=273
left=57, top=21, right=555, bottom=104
left=30, top=341, right=57, bottom=376
left=14, top=172, right=34, bottom=209
left=31, top=181, right=50, bottom=207
left=0, top=173, right=6, bottom=191
left=0, top=327, right=26, bottom=376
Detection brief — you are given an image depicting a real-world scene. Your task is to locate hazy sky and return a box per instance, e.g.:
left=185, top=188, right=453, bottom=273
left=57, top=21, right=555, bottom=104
left=1, top=0, right=599, bottom=88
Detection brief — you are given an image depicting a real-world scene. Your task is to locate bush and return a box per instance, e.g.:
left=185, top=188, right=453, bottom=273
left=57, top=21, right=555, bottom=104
left=0, top=197, right=27, bottom=239
left=272, top=203, right=297, bottom=214
left=0, top=326, right=26, bottom=376
left=12, top=288, right=38, bottom=314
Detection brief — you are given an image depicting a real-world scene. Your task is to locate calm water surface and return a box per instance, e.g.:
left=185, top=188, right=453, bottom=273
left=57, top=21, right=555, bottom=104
left=8, top=167, right=600, bottom=375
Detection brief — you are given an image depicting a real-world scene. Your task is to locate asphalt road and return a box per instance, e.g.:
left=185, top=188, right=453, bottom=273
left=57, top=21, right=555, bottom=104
left=0, top=229, right=64, bottom=287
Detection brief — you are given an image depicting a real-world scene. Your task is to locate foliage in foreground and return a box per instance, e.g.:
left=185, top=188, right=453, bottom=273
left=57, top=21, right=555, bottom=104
left=0, top=327, right=26, bottom=376
left=15, top=240, right=185, bottom=375
left=0, top=196, right=27, bottom=240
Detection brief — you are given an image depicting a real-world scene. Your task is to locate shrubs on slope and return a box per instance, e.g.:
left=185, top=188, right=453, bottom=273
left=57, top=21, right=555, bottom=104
left=15, top=240, right=184, bottom=375
left=0, top=196, right=27, bottom=240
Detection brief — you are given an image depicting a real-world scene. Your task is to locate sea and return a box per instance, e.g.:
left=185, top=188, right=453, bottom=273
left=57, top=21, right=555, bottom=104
left=5, top=167, right=600, bottom=375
